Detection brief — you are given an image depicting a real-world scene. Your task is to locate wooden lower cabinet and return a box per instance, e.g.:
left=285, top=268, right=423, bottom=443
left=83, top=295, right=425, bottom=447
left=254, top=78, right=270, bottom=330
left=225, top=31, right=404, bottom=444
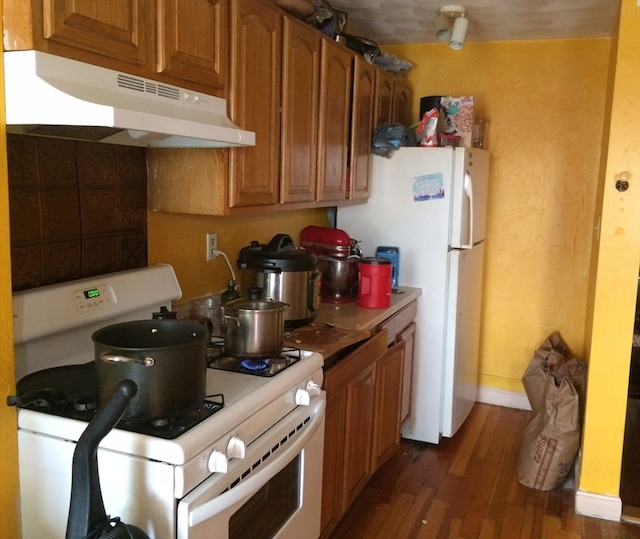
left=320, top=329, right=405, bottom=538
left=397, top=322, right=416, bottom=424
left=372, top=341, right=405, bottom=470
left=343, top=363, right=376, bottom=507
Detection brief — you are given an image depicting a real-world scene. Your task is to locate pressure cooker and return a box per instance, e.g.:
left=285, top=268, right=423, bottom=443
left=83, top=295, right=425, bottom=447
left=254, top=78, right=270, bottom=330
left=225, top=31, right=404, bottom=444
left=238, top=234, right=321, bottom=328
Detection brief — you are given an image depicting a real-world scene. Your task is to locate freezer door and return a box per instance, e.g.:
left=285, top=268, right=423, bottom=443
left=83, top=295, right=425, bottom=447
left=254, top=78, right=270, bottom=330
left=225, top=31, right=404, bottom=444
left=441, top=242, right=485, bottom=437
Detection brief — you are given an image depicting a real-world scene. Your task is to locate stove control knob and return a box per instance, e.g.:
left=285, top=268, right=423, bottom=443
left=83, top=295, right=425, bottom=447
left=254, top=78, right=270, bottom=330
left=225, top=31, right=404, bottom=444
left=306, top=380, right=321, bottom=396
left=227, top=436, right=246, bottom=459
left=208, top=450, right=228, bottom=474
left=295, top=388, right=310, bottom=406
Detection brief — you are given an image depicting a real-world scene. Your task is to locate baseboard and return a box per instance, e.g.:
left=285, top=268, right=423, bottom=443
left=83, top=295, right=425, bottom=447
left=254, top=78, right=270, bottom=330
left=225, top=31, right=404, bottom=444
left=477, top=385, right=532, bottom=410
left=575, top=489, right=622, bottom=521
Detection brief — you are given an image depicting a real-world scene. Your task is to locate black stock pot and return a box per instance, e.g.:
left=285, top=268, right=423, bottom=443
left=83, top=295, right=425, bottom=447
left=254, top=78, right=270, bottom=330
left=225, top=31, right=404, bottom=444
left=92, top=319, right=207, bottom=420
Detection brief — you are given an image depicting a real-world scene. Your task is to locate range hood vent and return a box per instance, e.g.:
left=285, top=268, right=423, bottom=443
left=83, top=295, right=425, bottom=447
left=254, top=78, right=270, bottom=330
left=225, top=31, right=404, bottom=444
left=3, top=50, right=255, bottom=148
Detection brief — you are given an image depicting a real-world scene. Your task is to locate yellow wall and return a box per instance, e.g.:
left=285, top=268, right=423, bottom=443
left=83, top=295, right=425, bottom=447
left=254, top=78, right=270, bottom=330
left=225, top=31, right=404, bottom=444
left=0, top=0, right=21, bottom=527
left=384, top=38, right=611, bottom=392
left=147, top=208, right=331, bottom=301
left=580, top=0, right=640, bottom=497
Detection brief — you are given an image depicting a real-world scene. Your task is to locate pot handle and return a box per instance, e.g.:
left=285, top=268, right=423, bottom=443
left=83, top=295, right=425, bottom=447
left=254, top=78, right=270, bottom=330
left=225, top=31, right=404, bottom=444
left=308, top=269, right=321, bottom=312
left=223, top=315, right=241, bottom=327
left=99, top=353, right=155, bottom=367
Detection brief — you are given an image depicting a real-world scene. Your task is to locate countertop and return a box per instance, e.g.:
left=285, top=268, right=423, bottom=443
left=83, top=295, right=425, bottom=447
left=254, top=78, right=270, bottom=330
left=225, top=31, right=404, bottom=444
left=283, top=286, right=421, bottom=358
left=314, top=286, right=421, bottom=332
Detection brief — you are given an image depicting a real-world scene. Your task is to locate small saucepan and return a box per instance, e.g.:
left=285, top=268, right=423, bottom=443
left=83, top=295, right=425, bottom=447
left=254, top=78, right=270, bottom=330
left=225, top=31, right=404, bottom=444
left=222, top=295, right=289, bottom=358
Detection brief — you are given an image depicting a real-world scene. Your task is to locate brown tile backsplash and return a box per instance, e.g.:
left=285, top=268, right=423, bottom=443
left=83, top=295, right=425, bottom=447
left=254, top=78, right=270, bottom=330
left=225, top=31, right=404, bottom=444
left=8, top=135, right=148, bottom=291
left=37, top=138, right=78, bottom=188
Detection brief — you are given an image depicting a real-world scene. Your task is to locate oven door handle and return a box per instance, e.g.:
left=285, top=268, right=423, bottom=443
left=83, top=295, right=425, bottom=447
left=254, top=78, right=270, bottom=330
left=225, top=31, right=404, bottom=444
left=188, top=396, right=326, bottom=528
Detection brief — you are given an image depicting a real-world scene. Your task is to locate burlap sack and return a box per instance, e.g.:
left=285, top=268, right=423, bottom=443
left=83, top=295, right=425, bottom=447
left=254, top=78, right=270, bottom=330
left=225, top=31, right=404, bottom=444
left=517, top=375, right=581, bottom=491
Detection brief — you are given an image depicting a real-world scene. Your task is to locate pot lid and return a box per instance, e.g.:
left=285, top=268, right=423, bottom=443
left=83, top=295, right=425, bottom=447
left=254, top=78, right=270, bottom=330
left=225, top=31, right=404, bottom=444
left=238, top=234, right=318, bottom=271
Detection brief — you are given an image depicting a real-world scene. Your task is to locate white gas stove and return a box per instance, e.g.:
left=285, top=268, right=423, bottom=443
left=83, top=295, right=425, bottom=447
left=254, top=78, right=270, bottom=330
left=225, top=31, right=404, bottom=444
left=12, top=265, right=326, bottom=539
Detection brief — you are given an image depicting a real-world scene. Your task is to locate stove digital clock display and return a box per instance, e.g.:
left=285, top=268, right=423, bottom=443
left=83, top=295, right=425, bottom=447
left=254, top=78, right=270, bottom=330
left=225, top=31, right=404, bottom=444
left=83, top=288, right=100, bottom=299
left=73, top=284, right=115, bottom=311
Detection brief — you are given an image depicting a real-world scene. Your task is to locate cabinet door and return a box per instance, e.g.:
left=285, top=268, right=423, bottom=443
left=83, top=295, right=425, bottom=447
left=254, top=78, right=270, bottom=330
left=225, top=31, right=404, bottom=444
left=397, top=322, right=416, bottom=423
left=38, top=0, right=155, bottom=70
left=317, top=40, right=353, bottom=202
left=375, top=69, right=394, bottom=125
left=349, top=56, right=375, bottom=200
left=372, top=340, right=405, bottom=471
left=229, top=0, right=281, bottom=207
left=393, top=79, right=413, bottom=126
left=343, top=363, right=376, bottom=509
left=157, top=0, right=228, bottom=91
left=321, top=329, right=387, bottom=532
left=280, top=17, right=320, bottom=204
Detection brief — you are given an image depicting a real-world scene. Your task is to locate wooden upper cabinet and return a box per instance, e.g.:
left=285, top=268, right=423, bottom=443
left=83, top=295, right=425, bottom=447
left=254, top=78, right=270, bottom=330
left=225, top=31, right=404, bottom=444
left=157, top=0, right=228, bottom=90
left=376, top=69, right=413, bottom=127
left=349, top=56, right=376, bottom=200
left=3, top=0, right=227, bottom=94
left=229, top=0, right=282, bottom=207
left=393, top=78, right=413, bottom=127
left=280, top=17, right=320, bottom=204
left=316, top=39, right=352, bottom=202
left=7, top=0, right=156, bottom=69
left=375, top=69, right=394, bottom=125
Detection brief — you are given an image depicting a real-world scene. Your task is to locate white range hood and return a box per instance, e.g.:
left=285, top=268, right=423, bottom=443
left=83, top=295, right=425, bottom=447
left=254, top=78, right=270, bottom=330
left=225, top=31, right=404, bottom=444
left=3, top=50, right=255, bottom=148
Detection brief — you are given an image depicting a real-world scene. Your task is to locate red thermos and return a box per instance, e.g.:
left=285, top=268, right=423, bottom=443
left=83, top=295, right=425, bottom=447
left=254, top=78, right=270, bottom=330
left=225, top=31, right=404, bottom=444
left=357, top=257, right=392, bottom=309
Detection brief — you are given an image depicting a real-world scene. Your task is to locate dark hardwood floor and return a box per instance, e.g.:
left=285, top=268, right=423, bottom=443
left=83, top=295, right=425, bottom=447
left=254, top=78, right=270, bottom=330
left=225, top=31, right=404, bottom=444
left=329, top=403, right=640, bottom=538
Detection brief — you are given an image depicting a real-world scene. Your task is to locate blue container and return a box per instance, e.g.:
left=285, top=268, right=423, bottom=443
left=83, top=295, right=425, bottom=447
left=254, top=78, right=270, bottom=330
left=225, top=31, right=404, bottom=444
left=375, top=246, right=400, bottom=290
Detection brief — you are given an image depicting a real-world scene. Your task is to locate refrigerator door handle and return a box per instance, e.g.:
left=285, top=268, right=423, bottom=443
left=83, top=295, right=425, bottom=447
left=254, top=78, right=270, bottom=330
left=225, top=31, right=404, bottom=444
left=460, top=171, right=474, bottom=249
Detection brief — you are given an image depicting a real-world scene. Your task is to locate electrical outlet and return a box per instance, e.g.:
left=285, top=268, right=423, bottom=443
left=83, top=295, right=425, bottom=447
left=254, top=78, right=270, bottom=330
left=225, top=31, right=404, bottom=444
left=206, top=232, right=218, bottom=261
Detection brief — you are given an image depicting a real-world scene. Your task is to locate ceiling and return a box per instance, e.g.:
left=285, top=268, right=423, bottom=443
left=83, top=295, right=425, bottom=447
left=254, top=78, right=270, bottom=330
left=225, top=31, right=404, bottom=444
left=331, top=0, right=621, bottom=45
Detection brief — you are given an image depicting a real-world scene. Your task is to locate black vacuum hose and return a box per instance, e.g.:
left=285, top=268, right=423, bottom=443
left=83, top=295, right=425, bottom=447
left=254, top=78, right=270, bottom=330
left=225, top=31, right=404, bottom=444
left=66, top=380, right=150, bottom=539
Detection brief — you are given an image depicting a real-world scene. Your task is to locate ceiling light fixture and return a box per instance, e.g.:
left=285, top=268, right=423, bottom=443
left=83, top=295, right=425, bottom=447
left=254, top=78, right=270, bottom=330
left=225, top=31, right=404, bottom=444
left=436, top=5, right=468, bottom=50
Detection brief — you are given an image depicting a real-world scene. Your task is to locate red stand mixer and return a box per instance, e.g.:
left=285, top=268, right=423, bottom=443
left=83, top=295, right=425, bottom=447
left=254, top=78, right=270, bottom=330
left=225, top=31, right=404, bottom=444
left=300, top=226, right=362, bottom=303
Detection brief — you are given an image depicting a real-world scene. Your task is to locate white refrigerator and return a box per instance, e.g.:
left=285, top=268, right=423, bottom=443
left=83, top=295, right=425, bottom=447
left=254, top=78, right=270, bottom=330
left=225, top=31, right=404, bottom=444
left=337, top=147, right=490, bottom=444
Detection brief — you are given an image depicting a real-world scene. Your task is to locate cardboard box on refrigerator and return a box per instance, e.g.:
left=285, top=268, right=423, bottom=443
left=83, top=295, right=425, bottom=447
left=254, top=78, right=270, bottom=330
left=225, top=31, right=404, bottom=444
left=441, top=96, right=475, bottom=147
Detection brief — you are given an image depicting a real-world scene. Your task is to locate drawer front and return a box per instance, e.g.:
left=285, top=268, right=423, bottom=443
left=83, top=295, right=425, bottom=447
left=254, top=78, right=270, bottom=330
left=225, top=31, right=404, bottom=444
left=379, top=300, right=417, bottom=344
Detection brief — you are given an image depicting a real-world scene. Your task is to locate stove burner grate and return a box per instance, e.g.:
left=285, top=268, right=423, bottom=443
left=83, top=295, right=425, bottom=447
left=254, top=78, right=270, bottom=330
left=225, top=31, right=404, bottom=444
left=206, top=343, right=303, bottom=377
left=116, top=393, right=225, bottom=439
left=10, top=360, right=230, bottom=438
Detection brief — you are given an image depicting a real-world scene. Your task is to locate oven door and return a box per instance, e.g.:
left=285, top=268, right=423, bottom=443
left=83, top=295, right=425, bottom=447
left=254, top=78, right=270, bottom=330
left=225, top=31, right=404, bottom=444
left=177, top=394, right=325, bottom=539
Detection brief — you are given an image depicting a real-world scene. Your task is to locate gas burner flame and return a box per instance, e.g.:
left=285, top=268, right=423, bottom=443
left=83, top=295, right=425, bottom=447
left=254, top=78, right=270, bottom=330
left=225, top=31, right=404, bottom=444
left=240, top=358, right=270, bottom=371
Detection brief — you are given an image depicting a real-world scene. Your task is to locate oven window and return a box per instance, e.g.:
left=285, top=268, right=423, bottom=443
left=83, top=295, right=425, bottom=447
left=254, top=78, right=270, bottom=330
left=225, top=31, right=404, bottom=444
left=229, top=455, right=300, bottom=539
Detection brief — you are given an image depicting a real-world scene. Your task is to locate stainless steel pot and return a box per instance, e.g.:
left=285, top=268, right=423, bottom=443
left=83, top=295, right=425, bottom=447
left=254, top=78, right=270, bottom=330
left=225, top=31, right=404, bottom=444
left=222, top=295, right=289, bottom=358
left=92, top=320, right=207, bottom=420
